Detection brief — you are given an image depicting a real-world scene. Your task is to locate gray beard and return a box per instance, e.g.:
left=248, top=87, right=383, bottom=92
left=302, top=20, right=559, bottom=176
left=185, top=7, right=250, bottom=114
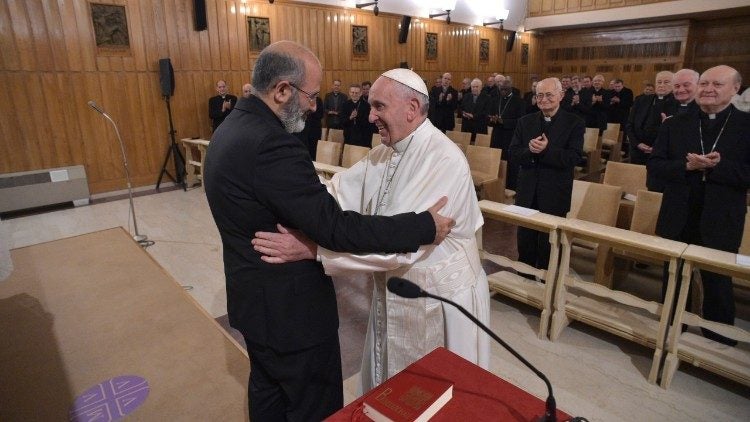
left=280, top=93, right=307, bottom=133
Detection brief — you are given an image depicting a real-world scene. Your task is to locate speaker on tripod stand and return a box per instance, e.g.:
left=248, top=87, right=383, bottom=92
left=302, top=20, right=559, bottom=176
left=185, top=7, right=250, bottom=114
left=156, top=58, right=187, bottom=191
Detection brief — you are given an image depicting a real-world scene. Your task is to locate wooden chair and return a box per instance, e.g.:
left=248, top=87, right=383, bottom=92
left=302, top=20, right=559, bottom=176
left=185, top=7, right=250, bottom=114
left=180, top=138, right=210, bottom=188
left=341, top=144, right=370, bottom=168
left=327, top=128, right=344, bottom=143
left=446, top=130, right=471, bottom=151
left=575, top=128, right=603, bottom=177
left=602, top=161, right=648, bottom=228
left=606, top=122, right=621, bottom=133
left=612, top=190, right=665, bottom=270
left=601, top=128, right=623, bottom=162
left=313, top=161, right=346, bottom=179
left=661, top=244, right=750, bottom=388
left=550, top=219, right=688, bottom=383
left=466, top=145, right=501, bottom=198
left=567, top=180, right=622, bottom=227
left=371, top=133, right=382, bottom=148
left=315, top=140, right=342, bottom=166
left=479, top=200, right=567, bottom=338
left=454, top=123, right=462, bottom=133
left=475, top=133, right=492, bottom=148
left=482, top=160, right=515, bottom=204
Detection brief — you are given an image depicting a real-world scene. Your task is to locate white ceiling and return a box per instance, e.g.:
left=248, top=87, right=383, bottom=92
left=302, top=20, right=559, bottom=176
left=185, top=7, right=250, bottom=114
left=292, top=0, right=529, bottom=30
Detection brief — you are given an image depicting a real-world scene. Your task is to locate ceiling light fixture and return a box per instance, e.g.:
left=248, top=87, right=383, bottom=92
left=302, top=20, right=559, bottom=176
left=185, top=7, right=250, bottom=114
left=482, top=9, right=510, bottom=30
left=355, top=1, right=379, bottom=16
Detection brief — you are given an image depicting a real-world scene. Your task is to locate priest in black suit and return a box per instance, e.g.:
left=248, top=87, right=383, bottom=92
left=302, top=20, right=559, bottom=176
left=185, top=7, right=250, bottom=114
left=584, top=74, right=611, bottom=132
left=460, top=78, right=491, bottom=142
left=204, top=41, right=454, bottom=421
left=510, top=77, right=584, bottom=271
left=208, top=80, right=237, bottom=132
left=490, top=80, right=527, bottom=189
left=648, top=65, right=749, bottom=346
left=428, top=72, right=458, bottom=132
left=341, top=84, right=373, bottom=148
left=626, top=71, right=677, bottom=167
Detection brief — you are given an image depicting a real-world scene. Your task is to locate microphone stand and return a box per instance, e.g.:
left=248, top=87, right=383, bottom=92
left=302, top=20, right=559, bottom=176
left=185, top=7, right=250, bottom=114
left=88, top=101, right=154, bottom=248
left=422, top=291, right=557, bottom=422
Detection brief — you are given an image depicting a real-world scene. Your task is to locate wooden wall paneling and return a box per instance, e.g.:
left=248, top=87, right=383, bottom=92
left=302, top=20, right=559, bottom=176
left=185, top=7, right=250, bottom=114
left=41, top=0, right=68, bottom=71
left=225, top=2, right=240, bottom=71
left=72, top=0, right=98, bottom=71
left=0, top=74, right=24, bottom=172
left=7, top=0, right=37, bottom=71
left=39, top=72, right=71, bottom=167
left=128, top=0, right=147, bottom=71
left=0, top=1, right=18, bottom=70
left=55, top=73, right=85, bottom=167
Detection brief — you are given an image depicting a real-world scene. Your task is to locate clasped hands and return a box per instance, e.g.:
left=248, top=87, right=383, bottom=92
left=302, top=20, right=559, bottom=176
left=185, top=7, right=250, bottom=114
left=528, top=133, right=549, bottom=154
left=251, top=197, right=455, bottom=264
left=686, top=151, right=720, bottom=171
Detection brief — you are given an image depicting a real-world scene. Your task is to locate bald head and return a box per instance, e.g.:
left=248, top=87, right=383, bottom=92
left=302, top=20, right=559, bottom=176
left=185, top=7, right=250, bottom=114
left=251, top=41, right=321, bottom=96
left=242, top=83, right=252, bottom=98
left=697, top=65, right=741, bottom=113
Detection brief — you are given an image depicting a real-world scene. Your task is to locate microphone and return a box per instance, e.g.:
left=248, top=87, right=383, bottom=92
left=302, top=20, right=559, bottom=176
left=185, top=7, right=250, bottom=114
left=88, top=100, right=105, bottom=115
left=387, top=277, right=558, bottom=422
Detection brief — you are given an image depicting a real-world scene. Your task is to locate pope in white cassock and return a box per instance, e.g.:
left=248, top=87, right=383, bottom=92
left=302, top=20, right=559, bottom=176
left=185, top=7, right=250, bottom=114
left=254, top=68, right=490, bottom=391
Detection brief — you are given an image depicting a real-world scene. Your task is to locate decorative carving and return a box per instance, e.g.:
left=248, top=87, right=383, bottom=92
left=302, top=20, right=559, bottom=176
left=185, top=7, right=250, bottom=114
left=248, top=17, right=271, bottom=52
left=90, top=3, right=130, bottom=53
left=425, top=33, right=438, bottom=60
left=352, top=25, right=368, bottom=57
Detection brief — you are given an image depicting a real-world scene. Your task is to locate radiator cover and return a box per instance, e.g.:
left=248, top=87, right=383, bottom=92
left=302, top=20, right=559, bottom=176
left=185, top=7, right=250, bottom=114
left=0, top=165, right=90, bottom=213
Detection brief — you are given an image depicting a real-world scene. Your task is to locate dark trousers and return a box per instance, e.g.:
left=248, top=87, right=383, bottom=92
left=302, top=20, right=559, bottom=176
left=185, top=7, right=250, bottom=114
left=517, top=227, right=551, bottom=272
left=244, top=334, right=343, bottom=421
left=661, top=202, right=736, bottom=345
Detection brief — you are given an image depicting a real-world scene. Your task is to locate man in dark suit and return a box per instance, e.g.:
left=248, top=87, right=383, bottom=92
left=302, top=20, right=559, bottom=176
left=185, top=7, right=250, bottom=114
left=585, top=74, right=610, bottom=132
left=562, top=75, right=591, bottom=121
left=626, top=71, right=677, bottom=167
left=203, top=41, right=455, bottom=421
left=428, top=72, right=458, bottom=132
left=341, top=84, right=372, bottom=148
left=510, top=77, right=584, bottom=272
left=208, top=80, right=237, bottom=132
left=490, top=79, right=527, bottom=189
left=648, top=65, right=749, bottom=346
left=323, top=79, right=347, bottom=129
left=460, top=78, right=490, bottom=142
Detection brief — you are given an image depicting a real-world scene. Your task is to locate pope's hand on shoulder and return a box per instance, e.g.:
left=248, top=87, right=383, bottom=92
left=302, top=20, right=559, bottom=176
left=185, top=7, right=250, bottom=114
left=252, top=224, right=316, bottom=264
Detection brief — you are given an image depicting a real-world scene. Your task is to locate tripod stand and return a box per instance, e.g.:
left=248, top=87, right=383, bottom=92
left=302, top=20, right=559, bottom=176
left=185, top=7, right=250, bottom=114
left=156, top=95, right=186, bottom=191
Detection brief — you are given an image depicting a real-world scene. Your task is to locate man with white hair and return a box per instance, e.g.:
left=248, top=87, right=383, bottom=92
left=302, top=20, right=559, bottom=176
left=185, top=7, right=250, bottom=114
left=510, top=77, right=584, bottom=272
left=649, top=65, right=749, bottom=346
left=253, top=68, right=490, bottom=391
left=670, top=68, right=700, bottom=116
left=626, top=71, right=675, bottom=167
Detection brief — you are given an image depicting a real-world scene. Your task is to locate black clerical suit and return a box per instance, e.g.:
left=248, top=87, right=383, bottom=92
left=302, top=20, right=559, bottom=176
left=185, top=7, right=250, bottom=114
left=585, top=88, right=611, bottom=131
left=429, top=85, right=458, bottom=132
left=341, top=98, right=373, bottom=148
left=523, top=91, right=540, bottom=115
left=323, top=91, right=348, bottom=129
left=648, top=105, right=750, bottom=345
left=208, top=93, right=238, bottom=131
left=626, top=94, right=678, bottom=167
left=607, top=87, right=634, bottom=127
left=294, top=96, right=324, bottom=159
left=460, top=92, right=491, bottom=138
left=204, top=96, right=436, bottom=420
left=562, top=87, right=591, bottom=121
left=510, top=109, right=584, bottom=270
left=490, top=93, right=527, bottom=189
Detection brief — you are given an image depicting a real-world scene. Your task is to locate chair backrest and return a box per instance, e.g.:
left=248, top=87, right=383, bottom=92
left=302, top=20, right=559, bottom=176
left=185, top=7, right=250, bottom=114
left=466, top=145, right=501, bottom=177
left=601, top=128, right=619, bottom=146
left=740, top=206, right=750, bottom=255
left=475, top=133, right=492, bottom=148
left=482, top=160, right=510, bottom=202
left=446, top=130, right=471, bottom=148
left=582, top=128, right=600, bottom=153
left=371, top=133, right=382, bottom=148
left=630, top=190, right=663, bottom=235
left=487, top=125, right=494, bottom=139
left=602, top=161, right=647, bottom=196
left=567, top=180, right=622, bottom=226
left=341, top=144, right=370, bottom=168
left=315, top=140, right=342, bottom=166
left=606, top=122, right=621, bottom=133
left=327, top=128, right=344, bottom=143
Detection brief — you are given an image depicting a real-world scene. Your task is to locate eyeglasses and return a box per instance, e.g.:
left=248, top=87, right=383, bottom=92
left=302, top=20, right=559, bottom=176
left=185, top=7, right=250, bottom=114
left=289, top=83, right=319, bottom=103
left=534, top=92, right=558, bottom=100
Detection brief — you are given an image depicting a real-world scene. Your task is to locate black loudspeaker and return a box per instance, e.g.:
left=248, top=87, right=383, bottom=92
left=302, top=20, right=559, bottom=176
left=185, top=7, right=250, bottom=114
left=506, top=31, right=516, bottom=52
left=399, top=61, right=409, bottom=69
left=159, top=58, right=175, bottom=97
left=398, top=16, right=411, bottom=44
left=194, top=0, right=207, bottom=31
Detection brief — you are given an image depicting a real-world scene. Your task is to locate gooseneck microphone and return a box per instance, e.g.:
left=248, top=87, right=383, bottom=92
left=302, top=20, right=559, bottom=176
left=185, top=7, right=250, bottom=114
left=88, top=101, right=153, bottom=247
left=387, top=276, right=558, bottom=422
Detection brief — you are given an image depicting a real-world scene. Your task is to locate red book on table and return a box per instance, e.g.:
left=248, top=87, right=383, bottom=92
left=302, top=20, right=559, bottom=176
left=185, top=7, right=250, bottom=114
left=327, top=347, right=571, bottom=422
left=362, top=368, right=452, bottom=422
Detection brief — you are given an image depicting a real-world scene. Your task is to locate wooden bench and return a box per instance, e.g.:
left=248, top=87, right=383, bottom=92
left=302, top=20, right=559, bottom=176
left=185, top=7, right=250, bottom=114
left=180, top=138, right=210, bottom=188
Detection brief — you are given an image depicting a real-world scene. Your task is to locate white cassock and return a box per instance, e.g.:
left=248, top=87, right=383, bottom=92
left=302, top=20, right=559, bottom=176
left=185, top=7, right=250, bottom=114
left=319, top=119, right=491, bottom=391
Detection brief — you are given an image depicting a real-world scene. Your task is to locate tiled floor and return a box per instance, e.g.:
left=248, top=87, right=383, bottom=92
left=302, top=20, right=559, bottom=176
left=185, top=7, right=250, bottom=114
left=3, top=187, right=749, bottom=421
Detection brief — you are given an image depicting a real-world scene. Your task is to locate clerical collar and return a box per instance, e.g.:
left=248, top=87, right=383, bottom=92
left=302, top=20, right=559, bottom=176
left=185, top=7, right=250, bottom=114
left=657, top=95, right=664, bottom=100
left=391, top=119, right=430, bottom=153
left=700, top=105, right=731, bottom=121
